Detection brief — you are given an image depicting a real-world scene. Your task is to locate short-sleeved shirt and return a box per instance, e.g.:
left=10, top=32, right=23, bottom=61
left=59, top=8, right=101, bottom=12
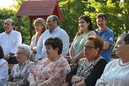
left=73, top=31, right=95, bottom=56
left=96, top=28, right=114, bottom=62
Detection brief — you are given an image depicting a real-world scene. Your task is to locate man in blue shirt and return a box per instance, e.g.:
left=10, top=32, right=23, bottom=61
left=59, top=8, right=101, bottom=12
left=96, top=13, right=114, bottom=62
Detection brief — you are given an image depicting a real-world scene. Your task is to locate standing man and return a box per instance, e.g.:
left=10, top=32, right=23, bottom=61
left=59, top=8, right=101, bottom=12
left=35, top=15, right=69, bottom=60
left=0, top=19, right=22, bottom=64
left=96, top=13, right=114, bottom=62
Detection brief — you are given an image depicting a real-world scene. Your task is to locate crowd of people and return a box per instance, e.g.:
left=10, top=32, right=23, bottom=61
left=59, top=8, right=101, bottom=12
left=0, top=13, right=129, bottom=86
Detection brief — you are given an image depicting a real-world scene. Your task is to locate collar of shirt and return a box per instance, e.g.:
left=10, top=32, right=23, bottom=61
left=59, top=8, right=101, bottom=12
left=49, top=26, right=60, bottom=33
left=18, top=60, right=29, bottom=69
left=5, top=29, right=14, bottom=35
left=96, top=27, right=109, bottom=33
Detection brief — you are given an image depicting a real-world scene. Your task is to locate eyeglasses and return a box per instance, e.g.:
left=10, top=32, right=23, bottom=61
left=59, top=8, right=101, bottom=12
left=84, top=46, right=95, bottom=50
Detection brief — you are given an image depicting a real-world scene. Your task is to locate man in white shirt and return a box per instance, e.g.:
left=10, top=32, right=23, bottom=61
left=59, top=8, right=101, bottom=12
left=35, top=15, right=69, bottom=60
left=0, top=19, right=22, bottom=64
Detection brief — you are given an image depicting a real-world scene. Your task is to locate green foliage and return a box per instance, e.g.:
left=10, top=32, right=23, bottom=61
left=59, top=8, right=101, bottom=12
left=85, top=0, right=129, bottom=40
left=59, top=0, right=86, bottom=39
left=20, top=16, right=30, bottom=44
left=0, top=6, right=30, bottom=44
left=0, top=8, right=16, bottom=33
left=1, top=0, right=129, bottom=42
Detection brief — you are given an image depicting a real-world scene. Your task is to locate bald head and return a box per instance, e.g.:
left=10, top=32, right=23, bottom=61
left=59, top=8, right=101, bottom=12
left=4, top=19, right=15, bottom=34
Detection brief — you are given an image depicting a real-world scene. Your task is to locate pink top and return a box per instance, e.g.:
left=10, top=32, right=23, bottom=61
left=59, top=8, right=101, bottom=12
left=28, top=56, right=71, bottom=86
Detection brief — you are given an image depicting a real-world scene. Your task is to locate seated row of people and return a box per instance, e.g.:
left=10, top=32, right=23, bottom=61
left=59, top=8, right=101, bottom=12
left=0, top=14, right=113, bottom=65
left=0, top=14, right=127, bottom=86
left=1, top=33, right=129, bottom=86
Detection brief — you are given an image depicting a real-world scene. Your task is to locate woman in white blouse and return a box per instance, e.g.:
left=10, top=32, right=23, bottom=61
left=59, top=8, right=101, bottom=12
left=96, top=33, right=129, bottom=86
left=30, top=18, right=46, bottom=62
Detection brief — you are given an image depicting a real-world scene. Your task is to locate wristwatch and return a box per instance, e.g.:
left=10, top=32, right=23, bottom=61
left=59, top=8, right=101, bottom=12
left=8, top=52, right=14, bottom=57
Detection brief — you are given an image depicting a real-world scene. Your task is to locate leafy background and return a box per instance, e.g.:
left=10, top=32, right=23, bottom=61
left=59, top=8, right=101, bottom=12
left=0, top=0, right=129, bottom=44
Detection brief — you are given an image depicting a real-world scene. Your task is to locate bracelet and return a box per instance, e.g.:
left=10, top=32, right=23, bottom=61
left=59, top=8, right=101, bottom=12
left=7, top=53, right=14, bottom=59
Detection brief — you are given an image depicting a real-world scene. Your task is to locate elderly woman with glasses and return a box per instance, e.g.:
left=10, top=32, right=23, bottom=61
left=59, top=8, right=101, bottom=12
left=66, top=35, right=107, bottom=86
left=8, top=44, right=35, bottom=86
left=96, top=33, right=129, bottom=86
left=28, top=37, right=71, bottom=86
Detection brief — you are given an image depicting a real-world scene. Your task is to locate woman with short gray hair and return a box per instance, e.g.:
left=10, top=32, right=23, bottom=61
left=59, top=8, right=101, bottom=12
left=8, top=44, right=35, bottom=86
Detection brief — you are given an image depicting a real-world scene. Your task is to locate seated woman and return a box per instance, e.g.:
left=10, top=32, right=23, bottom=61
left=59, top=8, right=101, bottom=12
left=30, top=18, right=46, bottom=63
left=30, top=18, right=46, bottom=54
left=66, top=35, right=107, bottom=86
left=0, top=46, right=8, bottom=86
left=96, top=33, right=129, bottom=86
left=8, top=44, right=35, bottom=86
left=28, top=37, right=71, bottom=86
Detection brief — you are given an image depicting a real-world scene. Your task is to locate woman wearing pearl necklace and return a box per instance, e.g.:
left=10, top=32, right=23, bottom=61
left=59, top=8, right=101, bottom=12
left=96, top=33, right=129, bottom=86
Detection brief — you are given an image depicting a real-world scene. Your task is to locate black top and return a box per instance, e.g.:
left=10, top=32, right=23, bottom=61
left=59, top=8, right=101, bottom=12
left=66, top=58, right=107, bottom=86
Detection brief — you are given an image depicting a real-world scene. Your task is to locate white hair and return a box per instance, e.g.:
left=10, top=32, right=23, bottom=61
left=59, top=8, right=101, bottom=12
left=18, top=44, right=32, bottom=57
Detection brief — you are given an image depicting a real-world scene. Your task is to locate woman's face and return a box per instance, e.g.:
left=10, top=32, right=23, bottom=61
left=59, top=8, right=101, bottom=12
left=16, top=48, right=28, bottom=64
left=45, top=45, right=58, bottom=60
left=114, top=37, right=128, bottom=57
left=79, top=19, right=89, bottom=31
left=34, top=24, right=44, bottom=33
left=83, top=40, right=99, bottom=61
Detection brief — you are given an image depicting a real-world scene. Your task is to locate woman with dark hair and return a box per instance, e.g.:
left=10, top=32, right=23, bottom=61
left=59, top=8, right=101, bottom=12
left=96, top=33, right=129, bottom=86
left=0, top=46, right=8, bottom=86
left=70, top=15, right=96, bottom=65
left=66, top=35, right=107, bottom=86
left=28, top=37, right=71, bottom=86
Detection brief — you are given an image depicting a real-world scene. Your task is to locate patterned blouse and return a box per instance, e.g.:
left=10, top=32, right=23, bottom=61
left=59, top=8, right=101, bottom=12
left=9, top=60, right=35, bottom=86
left=66, top=56, right=107, bottom=86
left=28, top=56, right=71, bottom=86
left=76, top=58, right=97, bottom=78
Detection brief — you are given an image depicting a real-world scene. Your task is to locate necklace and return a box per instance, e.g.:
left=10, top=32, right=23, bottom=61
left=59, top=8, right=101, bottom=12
left=119, top=59, right=129, bottom=66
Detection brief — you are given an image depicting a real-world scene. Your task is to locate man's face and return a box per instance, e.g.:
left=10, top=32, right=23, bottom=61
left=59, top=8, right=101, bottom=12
left=46, top=16, right=55, bottom=31
left=4, top=20, right=14, bottom=33
left=96, top=17, right=107, bottom=28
